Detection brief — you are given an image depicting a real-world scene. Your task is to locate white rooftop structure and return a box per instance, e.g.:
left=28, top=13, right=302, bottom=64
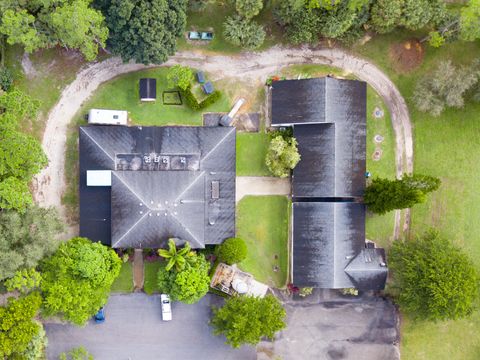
left=86, top=170, right=112, bottom=186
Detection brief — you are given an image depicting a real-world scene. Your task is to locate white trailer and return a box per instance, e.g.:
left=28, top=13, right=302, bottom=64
left=88, top=109, right=128, bottom=125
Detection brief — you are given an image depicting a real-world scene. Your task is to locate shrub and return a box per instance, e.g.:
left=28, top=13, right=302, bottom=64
left=0, top=67, right=13, bottom=91
left=223, top=16, right=265, bottom=49
left=265, top=135, right=300, bottom=178
left=180, top=86, right=222, bottom=111
left=59, top=346, right=94, bottom=360
left=5, top=268, right=42, bottom=294
left=167, top=65, right=193, bottom=91
left=236, top=0, right=263, bottom=19
left=215, top=238, right=247, bottom=265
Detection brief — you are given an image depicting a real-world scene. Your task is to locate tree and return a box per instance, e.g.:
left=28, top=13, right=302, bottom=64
left=390, top=231, right=479, bottom=320
left=167, top=65, right=194, bottom=91
left=223, top=16, right=266, bottom=49
left=0, top=1, right=108, bottom=61
left=210, top=294, right=286, bottom=348
left=41, top=237, right=121, bottom=325
left=59, top=346, right=94, bottom=360
left=104, top=0, right=188, bottom=64
left=4, top=268, right=42, bottom=294
left=0, top=292, right=43, bottom=358
left=21, top=325, right=48, bottom=360
left=0, top=206, right=64, bottom=280
left=265, top=135, right=300, bottom=178
left=364, top=174, right=440, bottom=214
left=370, top=0, right=403, bottom=34
left=158, top=239, right=193, bottom=272
left=460, top=0, right=480, bottom=41
left=157, top=252, right=210, bottom=304
left=0, top=176, right=32, bottom=212
left=400, top=0, right=446, bottom=31
left=413, top=60, right=480, bottom=116
left=236, top=0, right=263, bottom=19
left=215, top=237, right=248, bottom=265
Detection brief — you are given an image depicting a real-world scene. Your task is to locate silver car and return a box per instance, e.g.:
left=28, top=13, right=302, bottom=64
left=161, top=294, right=172, bottom=321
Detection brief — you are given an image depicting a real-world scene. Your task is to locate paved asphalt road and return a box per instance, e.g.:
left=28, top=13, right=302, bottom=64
left=45, top=293, right=255, bottom=360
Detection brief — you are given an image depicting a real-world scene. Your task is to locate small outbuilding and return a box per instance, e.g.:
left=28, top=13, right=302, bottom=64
left=139, top=78, right=157, bottom=102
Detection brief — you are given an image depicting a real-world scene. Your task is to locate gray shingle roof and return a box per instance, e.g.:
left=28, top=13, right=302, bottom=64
left=79, top=125, right=235, bottom=248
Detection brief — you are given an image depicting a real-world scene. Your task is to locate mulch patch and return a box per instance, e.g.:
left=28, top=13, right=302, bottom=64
left=389, top=39, right=424, bottom=73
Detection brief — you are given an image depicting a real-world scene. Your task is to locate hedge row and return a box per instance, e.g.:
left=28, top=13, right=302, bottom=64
left=181, top=86, right=222, bottom=110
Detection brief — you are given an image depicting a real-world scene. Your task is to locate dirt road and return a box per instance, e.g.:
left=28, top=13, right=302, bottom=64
left=32, top=46, right=413, bottom=238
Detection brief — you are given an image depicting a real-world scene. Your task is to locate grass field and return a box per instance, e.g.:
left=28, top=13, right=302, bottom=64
left=236, top=132, right=270, bottom=176
left=143, top=262, right=162, bottom=295
left=110, top=262, right=134, bottom=293
left=236, top=196, right=289, bottom=288
left=354, top=32, right=480, bottom=360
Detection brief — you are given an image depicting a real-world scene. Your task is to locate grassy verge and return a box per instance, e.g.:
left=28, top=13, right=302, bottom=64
left=110, top=262, right=134, bottom=293
left=144, top=262, right=162, bottom=295
left=353, top=33, right=480, bottom=359
left=236, top=195, right=289, bottom=288
left=236, top=132, right=270, bottom=176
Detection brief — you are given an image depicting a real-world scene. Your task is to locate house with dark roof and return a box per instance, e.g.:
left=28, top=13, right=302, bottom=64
left=271, top=77, right=387, bottom=291
left=79, top=125, right=236, bottom=249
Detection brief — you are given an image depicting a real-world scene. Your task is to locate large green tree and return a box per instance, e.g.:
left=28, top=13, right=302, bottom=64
left=390, top=231, right=479, bottom=320
left=166, top=65, right=194, bottom=91
left=0, top=0, right=108, bottom=61
left=104, top=0, right=188, bottom=64
left=41, top=237, right=121, bottom=325
left=460, top=0, right=480, bottom=41
left=364, top=174, right=440, bottom=214
left=157, top=251, right=210, bottom=304
left=413, top=60, right=480, bottom=116
left=370, top=0, right=403, bottom=34
left=265, top=135, right=300, bottom=178
left=210, top=294, right=286, bottom=348
left=0, top=206, right=63, bottom=280
left=0, top=292, right=43, bottom=358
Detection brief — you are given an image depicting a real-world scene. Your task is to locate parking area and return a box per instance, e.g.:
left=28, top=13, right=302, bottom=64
left=45, top=293, right=255, bottom=360
left=258, top=297, right=400, bottom=360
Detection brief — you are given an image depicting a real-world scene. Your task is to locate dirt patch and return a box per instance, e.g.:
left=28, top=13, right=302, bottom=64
left=389, top=39, right=424, bottom=73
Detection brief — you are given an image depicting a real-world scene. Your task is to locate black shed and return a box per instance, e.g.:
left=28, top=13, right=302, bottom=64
left=139, top=78, right=157, bottom=102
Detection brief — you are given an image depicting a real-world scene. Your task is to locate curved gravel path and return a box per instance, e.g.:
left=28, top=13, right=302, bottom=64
left=32, top=46, right=413, bottom=238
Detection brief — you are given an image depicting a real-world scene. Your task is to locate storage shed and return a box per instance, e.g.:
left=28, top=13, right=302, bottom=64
left=88, top=109, right=128, bottom=125
left=139, top=78, right=157, bottom=102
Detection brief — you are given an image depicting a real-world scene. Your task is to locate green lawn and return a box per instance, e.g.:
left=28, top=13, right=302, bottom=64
left=110, top=262, right=133, bottom=293
left=236, top=196, right=289, bottom=288
left=80, top=67, right=231, bottom=126
left=354, top=32, right=480, bottom=360
left=143, top=261, right=162, bottom=295
left=236, top=132, right=270, bottom=176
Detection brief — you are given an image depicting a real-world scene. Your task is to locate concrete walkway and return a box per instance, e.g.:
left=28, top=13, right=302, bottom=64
left=133, top=249, right=144, bottom=291
left=32, top=46, right=412, bottom=239
left=236, top=176, right=291, bottom=202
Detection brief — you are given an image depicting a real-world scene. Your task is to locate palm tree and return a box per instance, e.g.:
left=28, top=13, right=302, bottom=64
left=158, top=239, right=192, bottom=272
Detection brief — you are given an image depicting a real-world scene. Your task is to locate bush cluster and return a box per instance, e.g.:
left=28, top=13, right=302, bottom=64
left=215, top=237, right=248, bottom=265
left=181, top=86, right=222, bottom=111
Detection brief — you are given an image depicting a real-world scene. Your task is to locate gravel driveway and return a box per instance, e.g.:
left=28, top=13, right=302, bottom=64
left=45, top=293, right=255, bottom=360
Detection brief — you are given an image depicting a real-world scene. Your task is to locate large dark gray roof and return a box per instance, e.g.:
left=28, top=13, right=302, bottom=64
left=287, top=78, right=366, bottom=199
left=292, top=202, right=366, bottom=288
left=79, top=125, right=236, bottom=248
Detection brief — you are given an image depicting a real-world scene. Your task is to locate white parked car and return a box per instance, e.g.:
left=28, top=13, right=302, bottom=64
left=161, top=294, right=172, bottom=321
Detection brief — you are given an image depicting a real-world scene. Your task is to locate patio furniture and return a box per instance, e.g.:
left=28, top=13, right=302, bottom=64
left=202, top=81, right=214, bottom=95
left=188, top=31, right=201, bottom=40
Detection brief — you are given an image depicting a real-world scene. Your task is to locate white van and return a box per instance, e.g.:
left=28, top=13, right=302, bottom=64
left=88, top=109, right=128, bottom=125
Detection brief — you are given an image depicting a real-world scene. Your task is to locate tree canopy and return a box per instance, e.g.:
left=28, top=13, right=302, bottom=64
left=364, top=174, right=440, bottom=214
left=103, top=0, right=188, bottom=64
left=0, top=0, right=108, bottom=61
left=413, top=59, right=480, bottom=117
left=390, top=231, right=479, bottom=320
left=157, top=250, right=210, bottom=304
left=0, top=206, right=63, bottom=280
left=210, top=294, right=286, bottom=348
left=236, top=0, right=264, bottom=19
left=460, top=0, right=480, bottom=41
left=40, top=237, right=121, bottom=325
left=265, top=135, right=300, bottom=178
left=0, top=293, right=43, bottom=359
left=167, top=65, right=194, bottom=91
left=223, top=16, right=266, bottom=49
